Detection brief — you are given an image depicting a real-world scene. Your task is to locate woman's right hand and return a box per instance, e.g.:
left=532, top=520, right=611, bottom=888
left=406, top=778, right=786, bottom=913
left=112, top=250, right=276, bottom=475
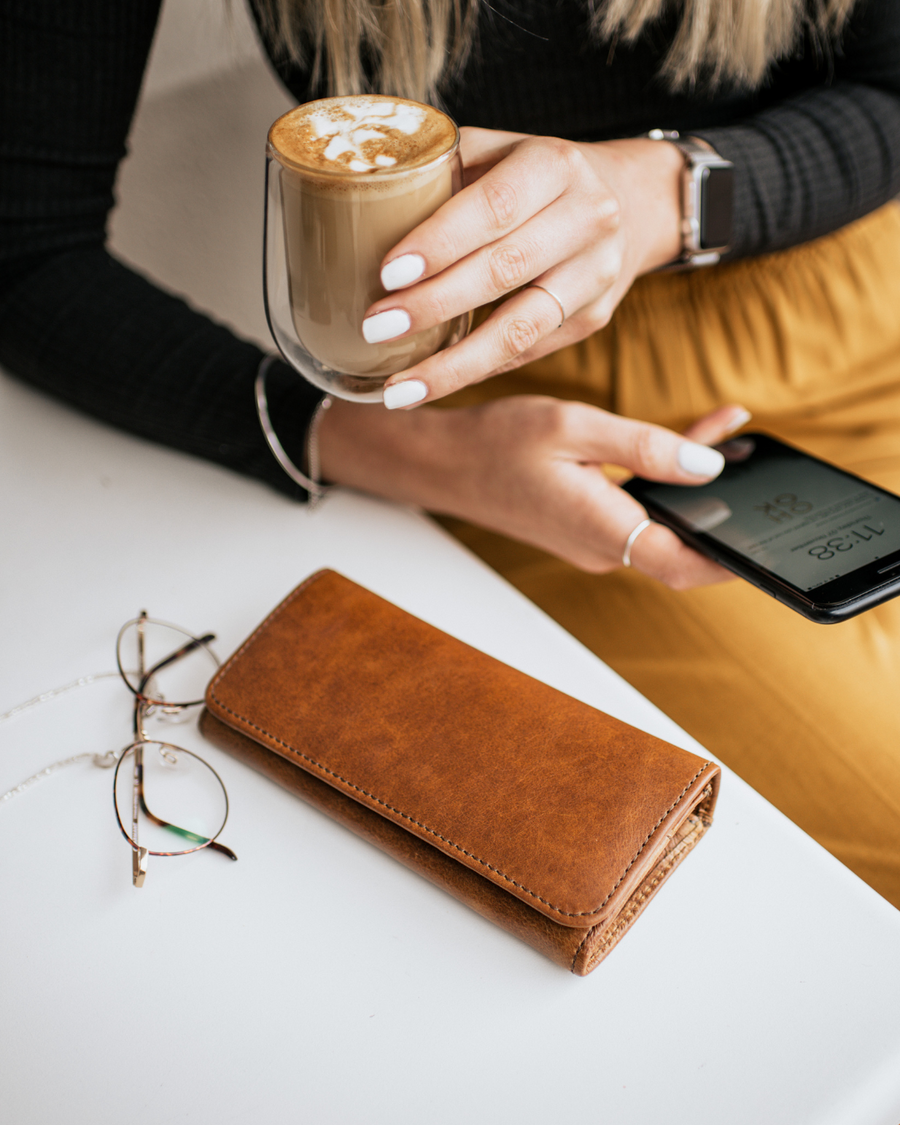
left=318, top=395, right=748, bottom=589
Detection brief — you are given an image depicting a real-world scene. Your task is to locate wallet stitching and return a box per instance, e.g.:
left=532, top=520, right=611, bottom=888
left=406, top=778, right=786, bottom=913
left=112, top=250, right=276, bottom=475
left=572, top=813, right=707, bottom=972
left=208, top=572, right=713, bottom=920
left=212, top=688, right=713, bottom=921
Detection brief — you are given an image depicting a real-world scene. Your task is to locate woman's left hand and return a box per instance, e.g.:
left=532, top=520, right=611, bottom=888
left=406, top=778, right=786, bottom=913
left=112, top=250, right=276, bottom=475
left=363, top=127, right=685, bottom=408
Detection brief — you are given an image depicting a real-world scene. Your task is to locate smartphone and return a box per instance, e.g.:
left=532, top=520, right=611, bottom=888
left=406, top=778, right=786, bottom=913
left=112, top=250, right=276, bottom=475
left=623, top=433, right=900, bottom=623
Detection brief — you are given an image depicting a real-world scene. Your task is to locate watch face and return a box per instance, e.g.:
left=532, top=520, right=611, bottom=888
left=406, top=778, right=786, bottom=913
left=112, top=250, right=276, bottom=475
left=700, top=165, right=734, bottom=250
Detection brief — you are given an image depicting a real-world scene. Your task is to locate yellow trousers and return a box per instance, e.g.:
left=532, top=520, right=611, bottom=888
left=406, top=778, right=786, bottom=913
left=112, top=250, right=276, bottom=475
left=439, top=203, right=900, bottom=908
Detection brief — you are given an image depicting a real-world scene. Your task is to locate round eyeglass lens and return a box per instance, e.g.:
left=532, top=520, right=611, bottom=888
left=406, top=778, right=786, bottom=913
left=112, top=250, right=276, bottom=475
left=116, top=617, right=219, bottom=706
left=113, top=742, right=228, bottom=855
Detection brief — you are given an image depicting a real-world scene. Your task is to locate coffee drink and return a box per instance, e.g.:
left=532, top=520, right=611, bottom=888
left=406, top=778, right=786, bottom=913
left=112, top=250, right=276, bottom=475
left=266, top=96, right=467, bottom=400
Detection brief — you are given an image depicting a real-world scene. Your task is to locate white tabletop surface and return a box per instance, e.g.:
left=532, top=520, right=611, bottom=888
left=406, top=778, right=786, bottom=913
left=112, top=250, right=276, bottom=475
left=2, top=375, right=900, bottom=1125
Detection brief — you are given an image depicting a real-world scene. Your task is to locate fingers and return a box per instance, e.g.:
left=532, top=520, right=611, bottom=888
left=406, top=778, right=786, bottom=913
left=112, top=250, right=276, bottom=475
left=682, top=405, right=752, bottom=445
left=368, top=195, right=597, bottom=337
left=379, top=137, right=591, bottom=291
left=625, top=520, right=734, bottom=589
left=584, top=474, right=731, bottom=587
left=375, top=234, right=626, bottom=405
left=379, top=272, right=626, bottom=406
left=617, top=406, right=749, bottom=587
left=456, top=126, right=532, bottom=185
left=549, top=455, right=731, bottom=587
left=622, top=402, right=747, bottom=587
left=480, top=297, right=616, bottom=378
left=380, top=289, right=568, bottom=406
left=561, top=405, right=727, bottom=485
left=366, top=133, right=629, bottom=404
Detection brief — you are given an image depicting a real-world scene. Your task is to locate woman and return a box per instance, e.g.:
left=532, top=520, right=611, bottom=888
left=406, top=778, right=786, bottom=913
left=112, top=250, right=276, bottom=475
left=2, top=1, right=900, bottom=902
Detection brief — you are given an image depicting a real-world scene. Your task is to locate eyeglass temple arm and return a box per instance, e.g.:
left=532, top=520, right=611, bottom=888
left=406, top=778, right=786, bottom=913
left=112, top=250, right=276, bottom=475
left=132, top=632, right=216, bottom=740
left=131, top=628, right=235, bottom=861
left=133, top=846, right=148, bottom=887
left=129, top=743, right=237, bottom=861
left=137, top=633, right=217, bottom=695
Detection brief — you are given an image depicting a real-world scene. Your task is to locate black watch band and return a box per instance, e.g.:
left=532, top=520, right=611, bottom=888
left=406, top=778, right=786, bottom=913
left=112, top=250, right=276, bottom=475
left=647, top=128, right=735, bottom=268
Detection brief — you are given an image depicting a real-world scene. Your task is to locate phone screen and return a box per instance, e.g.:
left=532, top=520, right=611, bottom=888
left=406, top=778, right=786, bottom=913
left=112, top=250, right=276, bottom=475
left=636, top=437, right=900, bottom=592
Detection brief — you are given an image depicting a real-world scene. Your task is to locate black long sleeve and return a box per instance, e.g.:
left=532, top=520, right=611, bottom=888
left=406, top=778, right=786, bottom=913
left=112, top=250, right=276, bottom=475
left=2, top=0, right=899, bottom=496
left=0, top=0, right=322, bottom=499
left=695, top=0, right=900, bottom=255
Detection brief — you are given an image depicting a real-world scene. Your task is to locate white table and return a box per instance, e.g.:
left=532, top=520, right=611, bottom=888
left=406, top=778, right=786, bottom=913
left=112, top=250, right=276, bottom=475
left=2, top=376, right=900, bottom=1125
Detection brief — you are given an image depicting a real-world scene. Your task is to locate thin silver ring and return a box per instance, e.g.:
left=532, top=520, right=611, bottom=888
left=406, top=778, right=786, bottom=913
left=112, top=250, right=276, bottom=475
left=622, top=518, right=653, bottom=568
left=528, top=284, right=566, bottom=328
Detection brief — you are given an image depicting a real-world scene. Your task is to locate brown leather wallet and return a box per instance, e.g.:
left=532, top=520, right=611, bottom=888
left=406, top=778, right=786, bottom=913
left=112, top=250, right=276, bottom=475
left=201, top=569, right=720, bottom=975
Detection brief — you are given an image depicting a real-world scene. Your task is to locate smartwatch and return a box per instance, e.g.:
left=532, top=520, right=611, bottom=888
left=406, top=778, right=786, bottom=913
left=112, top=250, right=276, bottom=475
left=647, top=128, right=735, bottom=267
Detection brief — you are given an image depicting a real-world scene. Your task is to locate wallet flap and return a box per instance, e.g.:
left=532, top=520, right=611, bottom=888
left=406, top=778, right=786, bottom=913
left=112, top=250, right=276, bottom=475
left=206, top=570, right=719, bottom=929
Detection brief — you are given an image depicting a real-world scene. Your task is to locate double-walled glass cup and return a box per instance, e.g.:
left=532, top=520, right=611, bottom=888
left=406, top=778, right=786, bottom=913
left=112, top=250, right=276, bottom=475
left=264, top=96, right=471, bottom=403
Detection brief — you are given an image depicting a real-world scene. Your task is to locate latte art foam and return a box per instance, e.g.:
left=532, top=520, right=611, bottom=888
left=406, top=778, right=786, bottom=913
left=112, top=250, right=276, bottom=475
left=269, top=96, right=457, bottom=176
left=310, top=101, right=425, bottom=171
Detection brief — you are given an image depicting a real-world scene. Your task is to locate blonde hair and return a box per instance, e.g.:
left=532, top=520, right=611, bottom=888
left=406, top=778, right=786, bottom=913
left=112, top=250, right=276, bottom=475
left=592, top=0, right=857, bottom=90
left=255, top=0, right=479, bottom=105
left=255, top=0, right=857, bottom=104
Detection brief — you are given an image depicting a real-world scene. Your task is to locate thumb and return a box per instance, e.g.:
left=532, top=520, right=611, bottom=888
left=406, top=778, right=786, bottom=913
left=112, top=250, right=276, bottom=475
left=682, top=404, right=752, bottom=445
left=458, top=126, right=530, bottom=185
left=571, top=407, right=727, bottom=484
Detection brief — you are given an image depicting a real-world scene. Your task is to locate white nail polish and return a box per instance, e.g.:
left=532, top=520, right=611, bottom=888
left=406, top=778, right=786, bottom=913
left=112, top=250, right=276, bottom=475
left=362, top=309, right=411, bottom=344
left=678, top=441, right=725, bottom=478
left=725, top=408, right=752, bottom=434
left=381, top=254, right=425, bottom=291
left=383, top=380, right=428, bottom=410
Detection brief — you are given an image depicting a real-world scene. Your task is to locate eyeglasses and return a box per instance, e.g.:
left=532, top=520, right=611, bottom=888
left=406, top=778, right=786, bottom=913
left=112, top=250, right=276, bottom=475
left=111, top=612, right=237, bottom=887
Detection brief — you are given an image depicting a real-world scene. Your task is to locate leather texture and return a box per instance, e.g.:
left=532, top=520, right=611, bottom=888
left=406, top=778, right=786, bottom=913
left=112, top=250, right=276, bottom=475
left=202, top=570, right=720, bottom=974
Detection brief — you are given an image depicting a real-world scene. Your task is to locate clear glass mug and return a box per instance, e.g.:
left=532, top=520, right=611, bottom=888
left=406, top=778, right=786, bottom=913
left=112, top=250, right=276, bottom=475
left=263, top=97, right=471, bottom=403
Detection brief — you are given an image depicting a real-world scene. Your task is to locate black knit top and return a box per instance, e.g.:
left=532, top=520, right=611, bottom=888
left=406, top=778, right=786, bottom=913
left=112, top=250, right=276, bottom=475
left=2, top=0, right=899, bottom=498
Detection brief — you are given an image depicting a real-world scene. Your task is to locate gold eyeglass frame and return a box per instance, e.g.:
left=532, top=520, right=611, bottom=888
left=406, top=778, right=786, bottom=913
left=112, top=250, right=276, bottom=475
left=112, top=611, right=237, bottom=887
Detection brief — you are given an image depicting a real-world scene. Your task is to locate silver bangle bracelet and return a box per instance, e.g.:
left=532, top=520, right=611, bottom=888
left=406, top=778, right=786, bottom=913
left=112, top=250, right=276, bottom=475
left=254, top=355, right=333, bottom=510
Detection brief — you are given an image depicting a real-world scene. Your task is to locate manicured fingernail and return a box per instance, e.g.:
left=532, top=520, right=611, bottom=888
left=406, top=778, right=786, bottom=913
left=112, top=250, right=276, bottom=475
left=383, top=380, right=428, bottom=410
left=678, top=441, right=725, bottom=478
left=725, top=408, right=752, bottom=434
left=362, top=308, right=411, bottom=344
left=381, top=254, right=425, bottom=290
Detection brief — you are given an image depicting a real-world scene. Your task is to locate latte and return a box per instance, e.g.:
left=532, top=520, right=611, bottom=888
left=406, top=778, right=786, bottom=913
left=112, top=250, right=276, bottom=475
left=267, top=96, right=466, bottom=396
